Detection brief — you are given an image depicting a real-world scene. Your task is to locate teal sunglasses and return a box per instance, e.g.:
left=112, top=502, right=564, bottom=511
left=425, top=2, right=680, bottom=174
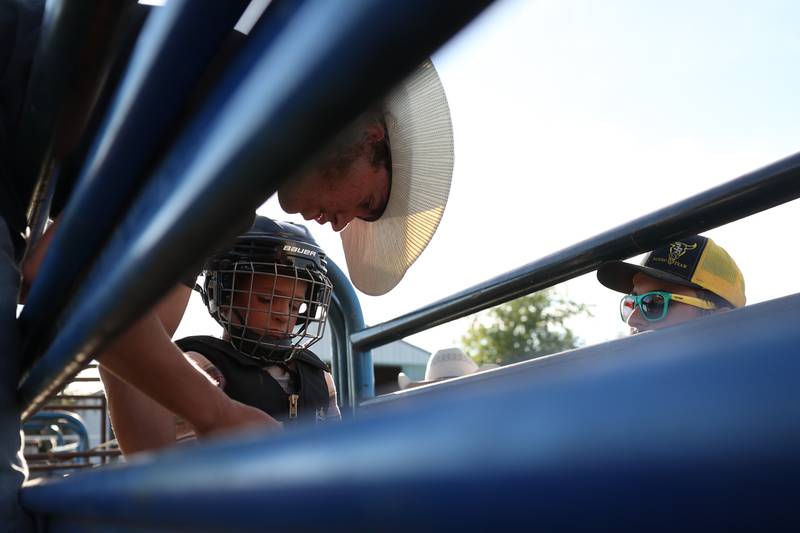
left=620, top=290, right=715, bottom=323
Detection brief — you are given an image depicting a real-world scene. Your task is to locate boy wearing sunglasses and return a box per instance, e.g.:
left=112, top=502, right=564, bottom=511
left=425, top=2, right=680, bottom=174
left=597, top=235, right=745, bottom=334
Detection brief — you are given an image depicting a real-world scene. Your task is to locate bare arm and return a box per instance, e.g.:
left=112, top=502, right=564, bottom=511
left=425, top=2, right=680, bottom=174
left=100, top=285, right=193, bottom=455
left=99, top=364, right=176, bottom=455
left=325, top=372, right=342, bottom=422
left=156, top=282, right=193, bottom=337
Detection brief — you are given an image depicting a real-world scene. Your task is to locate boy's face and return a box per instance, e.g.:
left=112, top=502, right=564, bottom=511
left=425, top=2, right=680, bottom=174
left=227, top=273, right=309, bottom=339
left=626, top=273, right=706, bottom=334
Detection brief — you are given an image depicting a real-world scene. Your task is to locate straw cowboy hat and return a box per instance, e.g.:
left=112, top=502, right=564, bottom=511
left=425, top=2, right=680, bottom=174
left=341, top=60, right=454, bottom=296
left=398, top=348, right=498, bottom=390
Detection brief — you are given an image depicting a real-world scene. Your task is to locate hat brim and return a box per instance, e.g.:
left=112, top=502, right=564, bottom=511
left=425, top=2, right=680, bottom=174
left=597, top=260, right=702, bottom=294
left=397, top=364, right=498, bottom=390
left=398, top=377, right=439, bottom=390
left=341, top=61, right=454, bottom=296
left=397, top=371, right=442, bottom=390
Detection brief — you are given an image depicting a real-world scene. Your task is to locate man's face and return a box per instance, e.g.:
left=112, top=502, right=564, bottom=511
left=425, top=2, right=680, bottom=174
left=228, top=273, right=309, bottom=338
left=626, top=273, right=707, bottom=334
left=277, top=154, right=390, bottom=232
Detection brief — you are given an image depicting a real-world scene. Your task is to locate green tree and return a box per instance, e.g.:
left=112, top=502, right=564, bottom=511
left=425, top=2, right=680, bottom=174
left=461, top=290, right=589, bottom=366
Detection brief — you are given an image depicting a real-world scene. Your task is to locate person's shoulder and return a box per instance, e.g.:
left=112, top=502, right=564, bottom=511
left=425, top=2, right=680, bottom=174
left=293, top=349, right=329, bottom=372
left=184, top=350, right=226, bottom=389
left=184, top=350, right=213, bottom=369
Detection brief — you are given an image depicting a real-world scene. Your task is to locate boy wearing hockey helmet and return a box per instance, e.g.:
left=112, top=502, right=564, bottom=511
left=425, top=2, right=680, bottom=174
left=178, top=216, right=340, bottom=429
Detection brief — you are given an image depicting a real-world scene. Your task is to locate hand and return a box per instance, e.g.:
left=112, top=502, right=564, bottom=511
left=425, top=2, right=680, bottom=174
left=191, top=394, right=283, bottom=438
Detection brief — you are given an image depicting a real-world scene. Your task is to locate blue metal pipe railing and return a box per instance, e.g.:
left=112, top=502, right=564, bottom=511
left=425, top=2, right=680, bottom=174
left=18, top=0, right=493, bottom=418
left=22, top=293, right=800, bottom=530
left=326, top=303, right=351, bottom=411
left=19, top=0, right=252, bottom=372
left=351, top=151, right=800, bottom=351
left=326, top=260, right=374, bottom=409
left=23, top=411, right=90, bottom=454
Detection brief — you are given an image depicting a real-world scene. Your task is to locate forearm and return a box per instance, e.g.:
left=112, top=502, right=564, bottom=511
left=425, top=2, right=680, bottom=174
left=98, top=311, right=233, bottom=436
left=99, top=365, right=175, bottom=455
left=155, top=283, right=192, bottom=337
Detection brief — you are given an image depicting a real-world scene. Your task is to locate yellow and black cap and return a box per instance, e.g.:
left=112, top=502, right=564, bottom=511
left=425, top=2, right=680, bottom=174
left=597, top=235, right=746, bottom=308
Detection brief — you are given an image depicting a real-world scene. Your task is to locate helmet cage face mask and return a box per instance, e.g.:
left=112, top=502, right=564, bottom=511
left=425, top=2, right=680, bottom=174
left=204, top=259, right=332, bottom=364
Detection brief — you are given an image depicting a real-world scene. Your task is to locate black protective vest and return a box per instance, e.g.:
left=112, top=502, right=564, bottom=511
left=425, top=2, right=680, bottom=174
left=176, top=335, right=331, bottom=425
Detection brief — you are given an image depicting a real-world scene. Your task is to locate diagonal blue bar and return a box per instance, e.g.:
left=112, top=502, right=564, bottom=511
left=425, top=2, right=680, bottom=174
left=19, top=0, right=252, bottom=371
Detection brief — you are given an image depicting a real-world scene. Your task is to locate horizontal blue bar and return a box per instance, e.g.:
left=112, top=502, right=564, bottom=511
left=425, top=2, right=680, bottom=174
left=23, top=293, right=800, bottom=530
left=351, top=151, right=800, bottom=351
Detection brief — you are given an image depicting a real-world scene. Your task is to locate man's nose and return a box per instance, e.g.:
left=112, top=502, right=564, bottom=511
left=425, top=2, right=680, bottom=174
left=330, top=212, right=354, bottom=232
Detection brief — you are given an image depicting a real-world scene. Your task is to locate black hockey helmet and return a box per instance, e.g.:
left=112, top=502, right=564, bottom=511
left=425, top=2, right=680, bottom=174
left=201, top=216, right=332, bottom=364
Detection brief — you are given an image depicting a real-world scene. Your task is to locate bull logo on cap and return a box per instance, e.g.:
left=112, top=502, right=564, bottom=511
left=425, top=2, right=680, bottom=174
left=667, top=241, right=697, bottom=266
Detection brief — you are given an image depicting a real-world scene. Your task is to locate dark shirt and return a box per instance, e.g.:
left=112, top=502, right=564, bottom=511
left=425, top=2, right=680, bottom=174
left=0, top=0, right=44, bottom=258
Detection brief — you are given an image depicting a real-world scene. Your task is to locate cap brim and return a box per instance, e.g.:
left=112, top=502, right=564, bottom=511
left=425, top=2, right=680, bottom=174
left=597, top=260, right=702, bottom=294
left=341, top=60, right=454, bottom=296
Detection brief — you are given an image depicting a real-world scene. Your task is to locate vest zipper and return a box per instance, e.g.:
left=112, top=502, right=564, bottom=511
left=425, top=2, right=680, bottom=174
left=289, top=394, right=299, bottom=419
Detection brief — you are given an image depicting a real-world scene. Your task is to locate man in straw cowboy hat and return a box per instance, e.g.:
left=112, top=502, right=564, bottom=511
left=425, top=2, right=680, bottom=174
left=279, top=60, right=453, bottom=295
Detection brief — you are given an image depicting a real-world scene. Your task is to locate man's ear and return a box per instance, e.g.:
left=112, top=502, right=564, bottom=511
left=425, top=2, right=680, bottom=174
left=365, top=123, right=386, bottom=143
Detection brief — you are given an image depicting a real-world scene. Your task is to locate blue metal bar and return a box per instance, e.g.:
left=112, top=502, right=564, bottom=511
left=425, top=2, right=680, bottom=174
left=19, top=0, right=252, bottom=371
left=325, top=302, right=351, bottom=412
left=21, top=293, right=800, bottom=530
left=23, top=411, right=90, bottom=454
left=351, top=152, right=800, bottom=351
left=326, top=260, right=374, bottom=409
left=15, top=0, right=142, bottom=256
left=18, top=0, right=493, bottom=418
